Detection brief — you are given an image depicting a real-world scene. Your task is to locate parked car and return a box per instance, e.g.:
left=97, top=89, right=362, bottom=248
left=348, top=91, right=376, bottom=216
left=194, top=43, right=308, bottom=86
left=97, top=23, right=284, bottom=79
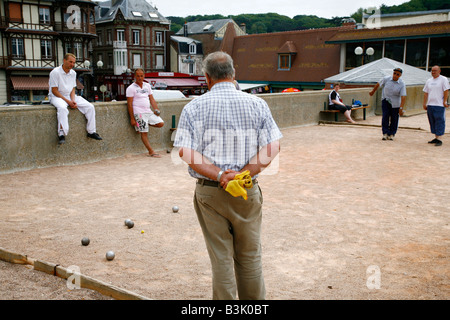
left=152, top=90, right=186, bottom=100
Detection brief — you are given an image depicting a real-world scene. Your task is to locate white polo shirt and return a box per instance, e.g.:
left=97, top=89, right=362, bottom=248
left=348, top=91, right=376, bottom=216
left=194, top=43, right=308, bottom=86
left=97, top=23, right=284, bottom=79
left=48, top=65, right=77, bottom=99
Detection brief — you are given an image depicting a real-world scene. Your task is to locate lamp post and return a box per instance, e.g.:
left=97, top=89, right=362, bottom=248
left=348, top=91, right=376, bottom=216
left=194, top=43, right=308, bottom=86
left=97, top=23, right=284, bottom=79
left=83, top=60, right=92, bottom=98
left=94, top=60, right=104, bottom=101
left=355, top=46, right=374, bottom=65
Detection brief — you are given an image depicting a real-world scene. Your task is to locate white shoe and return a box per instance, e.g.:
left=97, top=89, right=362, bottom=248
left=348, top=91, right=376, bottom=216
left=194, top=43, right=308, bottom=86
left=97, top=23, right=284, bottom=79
left=382, top=134, right=388, bottom=140
left=387, top=135, right=394, bottom=141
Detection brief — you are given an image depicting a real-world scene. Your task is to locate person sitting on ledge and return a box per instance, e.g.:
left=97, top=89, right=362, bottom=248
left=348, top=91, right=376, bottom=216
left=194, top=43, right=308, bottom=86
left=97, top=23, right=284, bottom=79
left=49, top=53, right=102, bottom=144
left=328, top=83, right=356, bottom=123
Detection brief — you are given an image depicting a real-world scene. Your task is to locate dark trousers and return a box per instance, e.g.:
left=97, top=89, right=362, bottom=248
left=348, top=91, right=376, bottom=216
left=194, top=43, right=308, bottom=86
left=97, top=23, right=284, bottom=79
left=381, top=99, right=400, bottom=136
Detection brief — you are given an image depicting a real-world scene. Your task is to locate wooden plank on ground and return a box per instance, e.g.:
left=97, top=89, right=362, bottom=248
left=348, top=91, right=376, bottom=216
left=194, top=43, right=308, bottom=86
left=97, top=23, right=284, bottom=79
left=0, top=247, right=32, bottom=265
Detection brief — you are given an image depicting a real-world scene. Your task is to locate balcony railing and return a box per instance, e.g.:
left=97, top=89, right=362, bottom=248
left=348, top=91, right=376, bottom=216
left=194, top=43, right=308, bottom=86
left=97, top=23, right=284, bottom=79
left=53, top=22, right=96, bottom=35
left=8, top=56, right=56, bottom=69
left=113, top=41, right=127, bottom=49
left=5, top=20, right=56, bottom=33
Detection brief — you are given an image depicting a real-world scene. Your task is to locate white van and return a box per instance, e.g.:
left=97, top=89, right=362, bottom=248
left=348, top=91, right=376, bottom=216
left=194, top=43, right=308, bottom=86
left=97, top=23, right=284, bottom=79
left=152, top=90, right=186, bottom=100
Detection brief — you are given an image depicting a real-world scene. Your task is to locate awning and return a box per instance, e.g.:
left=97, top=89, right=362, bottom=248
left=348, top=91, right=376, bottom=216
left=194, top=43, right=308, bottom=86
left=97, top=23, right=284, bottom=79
left=10, top=76, right=84, bottom=90
left=145, top=77, right=202, bottom=88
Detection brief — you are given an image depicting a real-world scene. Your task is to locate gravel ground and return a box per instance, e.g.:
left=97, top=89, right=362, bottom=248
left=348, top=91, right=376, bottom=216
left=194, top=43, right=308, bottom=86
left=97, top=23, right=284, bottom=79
left=0, top=112, right=448, bottom=301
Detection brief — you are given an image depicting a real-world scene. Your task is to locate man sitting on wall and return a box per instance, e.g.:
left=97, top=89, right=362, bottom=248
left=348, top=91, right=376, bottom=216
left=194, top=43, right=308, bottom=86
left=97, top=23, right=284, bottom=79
left=49, top=53, right=102, bottom=144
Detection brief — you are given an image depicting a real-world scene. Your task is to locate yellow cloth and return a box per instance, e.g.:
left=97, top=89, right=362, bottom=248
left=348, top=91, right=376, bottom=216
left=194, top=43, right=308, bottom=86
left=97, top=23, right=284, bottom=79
left=225, top=170, right=253, bottom=200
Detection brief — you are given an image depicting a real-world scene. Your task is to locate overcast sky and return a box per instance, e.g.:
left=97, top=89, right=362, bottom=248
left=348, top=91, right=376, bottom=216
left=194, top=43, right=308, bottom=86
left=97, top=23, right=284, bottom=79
left=148, top=0, right=408, bottom=19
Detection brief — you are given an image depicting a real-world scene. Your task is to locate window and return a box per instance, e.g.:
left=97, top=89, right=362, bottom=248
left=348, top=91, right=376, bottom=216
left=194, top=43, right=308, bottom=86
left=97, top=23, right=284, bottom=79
left=74, top=42, right=82, bottom=60
left=278, top=54, right=291, bottom=70
left=133, top=54, right=141, bottom=68
left=117, top=29, right=125, bottom=42
left=65, top=42, right=72, bottom=54
left=189, top=43, right=196, bottom=55
left=149, top=13, right=158, bottom=19
left=97, top=31, right=103, bottom=45
left=156, top=54, right=164, bottom=69
left=107, top=30, right=112, bottom=44
left=12, top=38, right=24, bottom=58
left=406, top=39, right=428, bottom=69
left=430, top=37, right=450, bottom=77
left=189, top=62, right=194, bottom=74
left=132, top=30, right=140, bottom=45
left=8, top=2, right=22, bottom=22
left=132, top=11, right=142, bottom=17
left=41, top=40, right=52, bottom=59
left=385, top=40, right=405, bottom=63
left=155, top=32, right=163, bottom=46
left=108, top=53, right=113, bottom=69
left=39, top=7, right=51, bottom=24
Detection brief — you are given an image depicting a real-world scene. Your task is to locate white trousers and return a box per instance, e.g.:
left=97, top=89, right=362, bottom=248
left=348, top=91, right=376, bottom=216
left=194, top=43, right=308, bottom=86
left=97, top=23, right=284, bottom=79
left=50, top=96, right=96, bottom=136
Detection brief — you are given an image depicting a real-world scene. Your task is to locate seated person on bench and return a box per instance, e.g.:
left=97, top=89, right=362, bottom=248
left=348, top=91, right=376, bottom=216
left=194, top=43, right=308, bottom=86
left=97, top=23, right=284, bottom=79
left=328, top=83, right=355, bottom=123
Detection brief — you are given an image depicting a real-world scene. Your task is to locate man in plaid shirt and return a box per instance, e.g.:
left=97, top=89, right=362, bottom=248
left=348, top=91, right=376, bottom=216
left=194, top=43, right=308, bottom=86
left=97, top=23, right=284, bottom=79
left=174, top=51, right=282, bottom=300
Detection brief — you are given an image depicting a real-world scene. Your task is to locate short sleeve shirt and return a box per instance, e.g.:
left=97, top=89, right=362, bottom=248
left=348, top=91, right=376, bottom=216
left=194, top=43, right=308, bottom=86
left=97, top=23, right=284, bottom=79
left=379, top=76, right=407, bottom=109
left=48, top=65, right=77, bottom=99
left=423, top=75, right=450, bottom=107
left=328, top=90, right=341, bottom=105
left=126, top=82, right=153, bottom=114
left=174, top=82, right=283, bottom=179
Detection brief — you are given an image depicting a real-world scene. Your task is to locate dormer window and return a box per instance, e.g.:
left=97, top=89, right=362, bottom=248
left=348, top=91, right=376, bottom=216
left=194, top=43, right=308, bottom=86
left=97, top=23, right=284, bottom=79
left=278, top=54, right=291, bottom=70
left=203, top=24, right=212, bottom=31
left=277, top=41, right=297, bottom=71
left=189, top=43, right=196, bottom=54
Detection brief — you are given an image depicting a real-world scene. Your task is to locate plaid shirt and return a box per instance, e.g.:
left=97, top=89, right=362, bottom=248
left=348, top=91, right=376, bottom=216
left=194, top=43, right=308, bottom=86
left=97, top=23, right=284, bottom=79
left=174, top=82, right=282, bottom=180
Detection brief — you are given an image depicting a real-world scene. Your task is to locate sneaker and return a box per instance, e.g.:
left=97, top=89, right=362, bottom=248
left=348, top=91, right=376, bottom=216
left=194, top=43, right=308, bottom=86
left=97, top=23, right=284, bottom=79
left=428, top=138, right=438, bottom=144
left=58, top=135, right=65, bottom=144
left=387, top=135, right=394, bottom=141
left=435, top=140, right=442, bottom=146
left=382, top=134, right=388, bottom=140
left=87, top=132, right=102, bottom=140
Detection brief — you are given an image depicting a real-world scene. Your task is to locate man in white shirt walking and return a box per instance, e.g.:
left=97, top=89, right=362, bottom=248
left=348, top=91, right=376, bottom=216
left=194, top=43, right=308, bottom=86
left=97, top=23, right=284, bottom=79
left=49, top=53, right=102, bottom=144
left=423, top=65, right=450, bottom=146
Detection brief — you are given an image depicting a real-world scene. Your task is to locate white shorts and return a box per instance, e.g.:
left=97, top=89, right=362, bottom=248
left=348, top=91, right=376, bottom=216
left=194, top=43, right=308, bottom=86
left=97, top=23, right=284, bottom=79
left=134, top=113, right=164, bottom=132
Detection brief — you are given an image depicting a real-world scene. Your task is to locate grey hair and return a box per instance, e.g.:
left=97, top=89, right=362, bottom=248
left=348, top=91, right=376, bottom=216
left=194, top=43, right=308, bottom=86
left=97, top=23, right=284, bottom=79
left=202, top=51, right=235, bottom=81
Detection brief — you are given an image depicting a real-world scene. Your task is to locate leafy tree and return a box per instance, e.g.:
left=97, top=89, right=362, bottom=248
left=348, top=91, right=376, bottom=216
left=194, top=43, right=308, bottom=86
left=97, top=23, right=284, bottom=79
left=167, top=0, right=450, bottom=34
left=250, top=21, right=267, bottom=34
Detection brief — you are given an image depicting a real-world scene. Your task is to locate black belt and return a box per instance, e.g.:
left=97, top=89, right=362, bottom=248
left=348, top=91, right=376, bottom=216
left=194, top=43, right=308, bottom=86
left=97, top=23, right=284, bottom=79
left=197, top=178, right=258, bottom=188
left=197, top=179, right=221, bottom=187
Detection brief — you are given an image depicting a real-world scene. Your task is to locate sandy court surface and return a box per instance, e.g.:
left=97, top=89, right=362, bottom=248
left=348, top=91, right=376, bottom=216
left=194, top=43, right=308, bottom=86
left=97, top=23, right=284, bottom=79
left=0, top=112, right=449, bottom=300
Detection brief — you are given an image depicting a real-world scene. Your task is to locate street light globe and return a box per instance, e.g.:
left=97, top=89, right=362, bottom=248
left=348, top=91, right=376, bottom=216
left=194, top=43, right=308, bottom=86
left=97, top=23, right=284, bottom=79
left=366, top=47, right=375, bottom=56
left=354, top=47, right=363, bottom=55
left=84, top=60, right=91, bottom=68
left=97, top=60, right=103, bottom=68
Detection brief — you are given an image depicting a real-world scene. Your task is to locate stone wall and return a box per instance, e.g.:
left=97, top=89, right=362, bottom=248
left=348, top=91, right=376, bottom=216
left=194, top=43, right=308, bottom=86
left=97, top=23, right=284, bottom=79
left=1, top=86, right=425, bottom=174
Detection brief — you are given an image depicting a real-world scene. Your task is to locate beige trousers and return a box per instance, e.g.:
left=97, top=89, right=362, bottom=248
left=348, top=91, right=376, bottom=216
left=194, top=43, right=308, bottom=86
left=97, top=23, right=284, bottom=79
left=193, top=180, right=266, bottom=300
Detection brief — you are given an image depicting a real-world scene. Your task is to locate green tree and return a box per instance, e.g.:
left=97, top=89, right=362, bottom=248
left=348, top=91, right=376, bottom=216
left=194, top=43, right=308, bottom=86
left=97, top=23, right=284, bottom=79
left=250, top=21, right=267, bottom=34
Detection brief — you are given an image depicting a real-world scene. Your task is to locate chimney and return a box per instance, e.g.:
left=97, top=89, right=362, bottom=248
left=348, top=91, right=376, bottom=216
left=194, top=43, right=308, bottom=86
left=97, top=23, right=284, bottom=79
left=240, top=23, right=246, bottom=33
left=183, top=22, right=188, bottom=37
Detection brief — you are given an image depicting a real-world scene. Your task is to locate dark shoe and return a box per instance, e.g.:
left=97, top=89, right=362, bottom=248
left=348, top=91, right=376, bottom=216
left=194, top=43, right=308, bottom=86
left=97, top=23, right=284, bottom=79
left=435, top=140, right=442, bottom=146
left=87, top=132, right=102, bottom=140
left=58, top=135, right=65, bottom=144
left=428, top=138, right=438, bottom=144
